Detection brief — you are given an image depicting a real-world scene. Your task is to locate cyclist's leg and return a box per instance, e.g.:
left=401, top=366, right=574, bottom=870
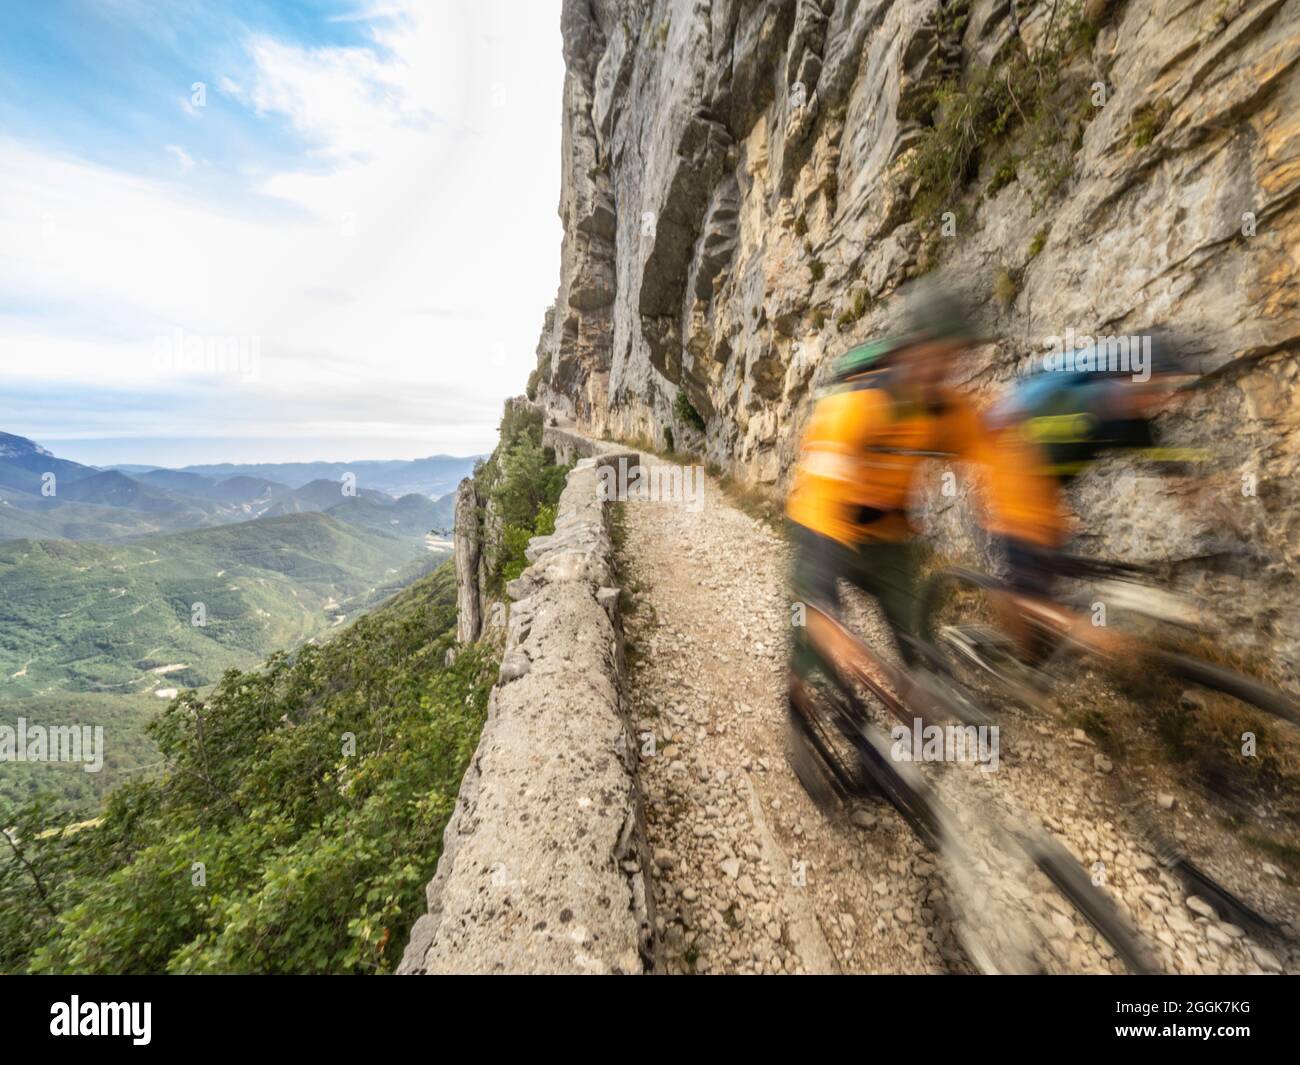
left=992, top=535, right=1059, bottom=661
left=789, top=524, right=846, bottom=682
left=849, top=538, right=923, bottom=667
left=994, top=538, right=1138, bottom=665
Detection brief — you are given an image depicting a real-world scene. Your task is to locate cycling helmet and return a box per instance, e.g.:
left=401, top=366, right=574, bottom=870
left=831, top=337, right=906, bottom=382
left=898, top=282, right=985, bottom=344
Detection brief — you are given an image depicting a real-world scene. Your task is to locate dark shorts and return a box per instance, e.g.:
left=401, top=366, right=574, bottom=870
left=789, top=524, right=921, bottom=666
left=995, top=535, right=1058, bottom=599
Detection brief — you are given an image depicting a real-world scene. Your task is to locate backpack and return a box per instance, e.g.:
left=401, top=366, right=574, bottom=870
left=992, top=370, right=1153, bottom=477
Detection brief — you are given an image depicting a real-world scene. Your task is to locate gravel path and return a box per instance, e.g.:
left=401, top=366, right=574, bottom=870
left=615, top=466, right=1300, bottom=975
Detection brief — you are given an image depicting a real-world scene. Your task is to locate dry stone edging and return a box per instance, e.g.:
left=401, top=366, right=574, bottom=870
left=543, top=423, right=630, bottom=465
left=399, top=448, right=657, bottom=974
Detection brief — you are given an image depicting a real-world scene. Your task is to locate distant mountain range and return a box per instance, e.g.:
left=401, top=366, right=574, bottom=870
left=0, top=432, right=470, bottom=542
left=0, top=430, right=476, bottom=807
left=116, top=454, right=479, bottom=499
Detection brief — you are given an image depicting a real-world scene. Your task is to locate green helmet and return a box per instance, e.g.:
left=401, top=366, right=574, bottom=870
left=832, top=337, right=905, bottom=382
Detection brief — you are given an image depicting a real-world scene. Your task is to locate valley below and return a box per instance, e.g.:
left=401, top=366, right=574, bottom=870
left=0, top=431, right=478, bottom=808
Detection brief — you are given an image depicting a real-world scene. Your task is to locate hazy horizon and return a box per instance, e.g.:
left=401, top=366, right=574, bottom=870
left=33, top=434, right=491, bottom=470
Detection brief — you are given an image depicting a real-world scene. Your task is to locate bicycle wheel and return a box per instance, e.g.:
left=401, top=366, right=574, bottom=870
left=787, top=692, right=850, bottom=812
left=1018, top=832, right=1159, bottom=974
left=801, top=647, right=1156, bottom=973
left=1153, top=650, right=1300, bottom=729
left=1141, top=650, right=1300, bottom=927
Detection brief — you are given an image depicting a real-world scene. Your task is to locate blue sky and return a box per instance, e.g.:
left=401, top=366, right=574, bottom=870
left=0, top=0, right=563, bottom=466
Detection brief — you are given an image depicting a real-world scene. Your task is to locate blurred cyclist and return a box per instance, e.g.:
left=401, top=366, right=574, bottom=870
left=980, top=329, right=1201, bottom=661
left=786, top=286, right=987, bottom=685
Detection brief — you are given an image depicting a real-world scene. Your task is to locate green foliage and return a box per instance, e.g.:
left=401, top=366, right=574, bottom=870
left=1028, top=227, right=1048, bottom=259
left=499, top=502, right=558, bottom=587
left=673, top=391, right=706, bottom=432
left=473, top=401, right=543, bottom=499
left=1, top=561, right=494, bottom=975
left=0, top=511, right=443, bottom=809
left=985, top=153, right=1020, bottom=196
left=490, top=435, right=566, bottom=531
left=489, top=435, right=567, bottom=591
left=993, top=267, right=1018, bottom=308
left=1128, top=100, right=1170, bottom=148
left=0, top=514, right=428, bottom=702
left=836, top=289, right=868, bottom=329
left=476, top=402, right=568, bottom=593
left=0, top=693, right=164, bottom=811
left=809, top=258, right=825, bottom=282
left=907, top=7, right=1098, bottom=224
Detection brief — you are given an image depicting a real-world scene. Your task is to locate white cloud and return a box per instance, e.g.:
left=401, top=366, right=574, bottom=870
left=1, top=0, right=563, bottom=463
left=165, top=144, right=195, bottom=169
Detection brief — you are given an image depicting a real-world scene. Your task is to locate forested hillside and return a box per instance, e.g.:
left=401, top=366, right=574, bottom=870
left=0, top=561, right=494, bottom=974
left=0, top=402, right=567, bottom=974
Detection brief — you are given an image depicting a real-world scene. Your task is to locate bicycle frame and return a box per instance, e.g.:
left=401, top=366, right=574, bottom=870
left=790, top=603, right=1158, bottom=973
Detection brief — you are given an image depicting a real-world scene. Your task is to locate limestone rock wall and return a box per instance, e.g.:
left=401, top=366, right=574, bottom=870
left=535, top=0, right=1300, bottom=685
left=400, top=450, right=656, bottom=974
left=452, top=478, right=482, bottom=644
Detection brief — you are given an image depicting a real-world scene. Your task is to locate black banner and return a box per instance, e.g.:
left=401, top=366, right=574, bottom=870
left=3, top=974, right=1290, bottom=1051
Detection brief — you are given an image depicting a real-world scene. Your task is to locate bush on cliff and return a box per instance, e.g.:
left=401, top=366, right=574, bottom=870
left=473, top=402, right=569, bottom=593
left=0, top=560, right=495, bottom=974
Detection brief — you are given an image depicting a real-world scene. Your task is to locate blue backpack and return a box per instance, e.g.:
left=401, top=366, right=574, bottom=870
left=992, top=369, right=1153, bottom=477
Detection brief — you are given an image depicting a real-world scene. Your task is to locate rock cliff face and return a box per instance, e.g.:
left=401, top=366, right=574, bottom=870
left=534, top=0, right=1300, bottom=684
left=453, top=479, right=482, bottom=643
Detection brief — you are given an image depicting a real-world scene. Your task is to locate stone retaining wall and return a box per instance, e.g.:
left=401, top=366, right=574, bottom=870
left=399, top=448, right=655, bottom=974
left=542, top=424, right=628, bottom=466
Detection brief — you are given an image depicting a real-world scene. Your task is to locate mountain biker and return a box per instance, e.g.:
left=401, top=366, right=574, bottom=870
left=979, top=329, right=1201, bottom=658
left=786, top=286, right=988, bottom=685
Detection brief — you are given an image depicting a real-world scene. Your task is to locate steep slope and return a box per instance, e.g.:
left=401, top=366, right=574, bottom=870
left=1, top=560, right=497, bottom=975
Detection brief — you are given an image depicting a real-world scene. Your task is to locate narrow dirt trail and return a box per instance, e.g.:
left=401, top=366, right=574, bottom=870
left=618, top=475, right=963, bottom=974
left=614, top=464, right=1299, bottom=975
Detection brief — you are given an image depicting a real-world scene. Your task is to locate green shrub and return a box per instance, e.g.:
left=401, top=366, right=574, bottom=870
left=907, top=7, right=1096, bottom=223
left=490, top=434, right=566, bottom=531
left=4, top=564, right=495, bottom=975
left=674, top=391, right=706, bottom=431
left=1128, top=101, right=1170, bottom=148
left=836, top=289, right=868, bottom=329
left=499, top=502, right=558, bottom=587
left=985, top=154, right=1019, bottom=196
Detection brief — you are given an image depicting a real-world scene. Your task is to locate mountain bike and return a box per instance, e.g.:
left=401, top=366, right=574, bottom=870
left=917, top=553, right=1300, bottom=934
left=786, top=605, right=1157, bottom=974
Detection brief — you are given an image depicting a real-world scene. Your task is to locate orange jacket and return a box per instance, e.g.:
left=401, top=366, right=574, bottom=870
left=786, top=374, right=986, bottom=546
left=978, top=424, right=1071, bottom=548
